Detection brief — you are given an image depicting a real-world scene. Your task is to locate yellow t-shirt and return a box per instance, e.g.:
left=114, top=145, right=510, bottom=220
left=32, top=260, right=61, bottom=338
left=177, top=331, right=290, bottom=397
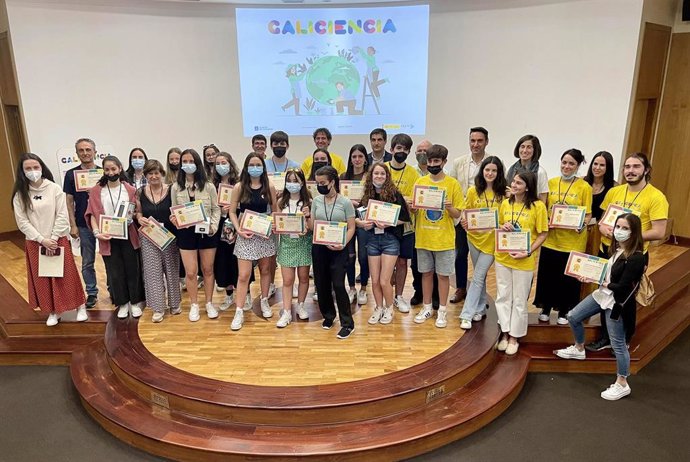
left=543, top=177, right=592, bottom=253
left=301, top=153, right=346, bottom=177
left=386, top=162, right=420, bottom=198
left=495, top=199, right=549, bottom=271
left=465, top=186, right=501, bottom=255
left=414, top=174, right=465, bottom=251
left=599, top=183, right=669, bottom=251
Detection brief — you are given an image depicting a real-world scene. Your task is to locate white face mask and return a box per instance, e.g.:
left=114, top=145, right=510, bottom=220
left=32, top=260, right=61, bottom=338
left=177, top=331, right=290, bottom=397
left=613, top=228, right=631, bottom=243
left=25, top=170, right=42, bottom=183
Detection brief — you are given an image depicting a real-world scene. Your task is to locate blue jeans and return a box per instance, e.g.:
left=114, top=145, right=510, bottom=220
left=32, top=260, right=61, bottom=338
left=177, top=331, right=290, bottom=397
left=78, top=226, right=98, bottom=296
left=460, top=241, right=494, bottom=321
left=567, top=294, right=630, bottom=377
left=347, top=228, right=370, bottom=287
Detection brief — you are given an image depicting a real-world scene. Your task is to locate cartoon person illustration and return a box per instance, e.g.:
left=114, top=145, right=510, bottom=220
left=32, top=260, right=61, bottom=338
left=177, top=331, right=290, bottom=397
left=355, top=46, right=388, bottom=97
left=281, top=63, right=307, bottom=115
left=556, top=210, right=563, bottom=223
left=332, top=81, right=362, bottom=115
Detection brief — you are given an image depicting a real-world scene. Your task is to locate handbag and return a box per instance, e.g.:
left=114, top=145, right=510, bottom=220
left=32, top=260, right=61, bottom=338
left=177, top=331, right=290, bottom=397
left=635, top=273, right=655, bottom=307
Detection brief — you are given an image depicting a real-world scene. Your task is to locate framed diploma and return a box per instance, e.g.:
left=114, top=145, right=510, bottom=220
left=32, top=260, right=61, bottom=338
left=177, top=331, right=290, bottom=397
left=465, top=208, right=499, bottom=231
left=268, top=172, right=287, bottom=192
left=564, top=251, right=608, bottom=284
left=74, top=169, right=104, bottom=192
left=170, top=200, right=207, bottom=228
left=313, top=220, right=347, bottom=246
left=495, top=230, right=531, bottom=253
left=306, top=181, right=321, bottom=198
left=99, top=215, right=129, bottom=240
left=139, top=217, right=176, bottom=250
left=600, top=204, right=632, bottom=227
left=217, top=183, right=234, bottom=206
left=549, top=204, right=586, bottom=230
left=364, top=200, right=401, bottom=227
left=412, top=185, right=446, bottom=211
left=340, top=180, right=365, bottom=201
left=273, top=213, right=306, bottom=235
left=239, top=210, right=273, bottom=238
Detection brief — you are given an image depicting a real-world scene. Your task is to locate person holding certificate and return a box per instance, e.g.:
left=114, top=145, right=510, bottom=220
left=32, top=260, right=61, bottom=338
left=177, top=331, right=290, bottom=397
left=495, top=171, right=548, bottom=355
left=85, top=156, right=145, bottom=320
left=459, top=156, right=506, bottom=330
left=12, top=153, right=87, bottom=327
left=135, top=160, right=180, bottom=323
left=274, top=169, right=313, bottom=328
left=356, top=163, right=410, bottom=326
left=170, top=149, right=221, bottom=323
left=341, top=144, right=370, bottom=306
left=556, top=213, right=645, bottom=401
left=309, top=166, right=356, bottom=339
left=228, top=153, right=278, bottom=331
left=533, top=149, right=592, bottom=325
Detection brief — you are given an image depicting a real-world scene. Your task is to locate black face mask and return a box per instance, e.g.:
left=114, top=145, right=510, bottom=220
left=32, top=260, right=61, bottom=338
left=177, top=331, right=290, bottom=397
left=427, top=165, right=443, bottom=175
left=169, top=164, right=179, bottom=172
left=313, top=161, right=328, bottom=172
left=393, top=152, right=408, bottom=164
left=317, top=184, right=331, bottom=195
left=273, top=147, right=287, bottom=158
left=105, top=173, right=120, bottom=183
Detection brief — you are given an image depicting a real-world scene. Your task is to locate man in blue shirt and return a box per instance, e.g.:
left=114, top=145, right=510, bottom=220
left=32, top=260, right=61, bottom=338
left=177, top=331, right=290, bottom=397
left=265, top=131, right=299, bottom=173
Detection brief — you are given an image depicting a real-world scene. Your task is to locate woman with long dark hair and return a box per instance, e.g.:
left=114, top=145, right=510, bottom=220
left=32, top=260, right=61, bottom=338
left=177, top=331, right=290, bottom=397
left=556, top=213, right=645, bottom=400
left=202, top=143, right=220, bottom=178
left=125, top=147, right=148, bottom=189
left=308, top=148, right=332, bottom=181
left=584, top=151, right=616, bottom=222
left=12, top=153, right=87, bottom=326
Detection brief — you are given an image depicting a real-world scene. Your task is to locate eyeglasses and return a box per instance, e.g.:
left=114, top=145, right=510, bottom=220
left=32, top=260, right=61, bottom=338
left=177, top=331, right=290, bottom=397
left=203, top=144, right=217, bottom=151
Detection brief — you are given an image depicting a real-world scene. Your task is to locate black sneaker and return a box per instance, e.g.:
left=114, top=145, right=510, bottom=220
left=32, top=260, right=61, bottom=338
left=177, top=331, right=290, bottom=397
left=337, top=326, right=355, bottom=339
left=322, top=319, right=334, bottom=330
left=85, top=294, right=98, bottom=309
left=585, top=338, right=611, bottom=352
left=410, top=293, right=422, bottom=306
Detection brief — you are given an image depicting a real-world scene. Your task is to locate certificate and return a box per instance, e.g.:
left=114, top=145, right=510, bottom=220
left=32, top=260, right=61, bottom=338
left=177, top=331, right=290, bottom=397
left=495, top=230, right=531, bottom=253
left=170, top=200, right=207, bottom=228
left=340, top=180, right=365, bottom=201
left=99, top=215, right=129, bottom=240
left=549, top=204, right=586, bottom=230
left=273, top=213, right=306, bottom=235
left=600, top=204, right=632, bottom=227
left=465, top=208, right=498, bottom=231
left=564, top=251, right=608, bottom=284
left=74, top=169, right=103, bottom=192
left=268, top=172, right=287, bottom=192
left=139, top=217, right=176, bottom=250
left=306, top=181, right=321, bottom=197
left=239, top=210, right=272, bottom=238
left=365, top=200, right=401, bottom=227
left=313, top=220, right=347, bottom=246
left=217, top=183, right=234, bottom=206
left=412, top=185, right=446, bottom=211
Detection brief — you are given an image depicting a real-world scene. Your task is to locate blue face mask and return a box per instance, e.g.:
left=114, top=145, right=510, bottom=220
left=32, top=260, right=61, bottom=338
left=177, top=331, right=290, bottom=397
left=181, top=163, right=197, bottom=174
left=215, top=164, right=230, bottom=176
left=131, top=159, right=145, bottom=170
left=248, top=165, right=263, bottom=178
left=285, top=182, right=301, bottom=194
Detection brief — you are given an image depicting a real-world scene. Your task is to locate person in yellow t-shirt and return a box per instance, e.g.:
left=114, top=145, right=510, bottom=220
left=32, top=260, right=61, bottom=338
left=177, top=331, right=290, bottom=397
left=458, top=156, right=506, bottom=330
left=495, top=171, right=548, bottom=356
left=300, top=127, right=346, bottom=176
left=534, top=149, right=592, bottom=325
left=410, top=144, right=464, bottom=329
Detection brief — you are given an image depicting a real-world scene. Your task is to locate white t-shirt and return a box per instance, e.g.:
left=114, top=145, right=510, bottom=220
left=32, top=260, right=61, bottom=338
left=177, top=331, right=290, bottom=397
left=101, top=184, right=126, bottom=216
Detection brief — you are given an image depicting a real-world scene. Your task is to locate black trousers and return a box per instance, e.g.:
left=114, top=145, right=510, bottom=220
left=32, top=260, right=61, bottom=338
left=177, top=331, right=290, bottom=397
left=454, top=224, right=469, bottom=289
left=312, top=244, right=353, bottom=328
left=103, top=239, right=145, bottom=307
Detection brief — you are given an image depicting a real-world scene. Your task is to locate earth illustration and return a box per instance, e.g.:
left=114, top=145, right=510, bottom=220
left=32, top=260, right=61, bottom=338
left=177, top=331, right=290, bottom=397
left=305, top=55, right=360, bottom=105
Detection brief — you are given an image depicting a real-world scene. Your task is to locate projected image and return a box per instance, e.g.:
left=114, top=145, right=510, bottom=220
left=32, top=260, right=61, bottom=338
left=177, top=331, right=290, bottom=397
left=236, top=6, right=429, bottom=136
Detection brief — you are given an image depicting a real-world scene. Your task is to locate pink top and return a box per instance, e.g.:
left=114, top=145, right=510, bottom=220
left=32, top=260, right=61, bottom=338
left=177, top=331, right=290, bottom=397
left=85, top=182, right=141, bottom=256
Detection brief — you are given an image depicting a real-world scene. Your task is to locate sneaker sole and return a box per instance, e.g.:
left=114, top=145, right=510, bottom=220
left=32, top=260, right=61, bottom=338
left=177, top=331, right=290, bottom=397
left=337, top=328, right=355, bottom=339
left=586, top=344, right=612, bottom=352
left=601, top=389, right=630, bottom=401
left=556, top=351, right=585, bottom=360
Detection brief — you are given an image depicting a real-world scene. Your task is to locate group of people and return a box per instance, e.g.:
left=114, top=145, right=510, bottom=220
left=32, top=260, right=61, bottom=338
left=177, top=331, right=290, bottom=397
left=12, top=127, right=669, bottom=399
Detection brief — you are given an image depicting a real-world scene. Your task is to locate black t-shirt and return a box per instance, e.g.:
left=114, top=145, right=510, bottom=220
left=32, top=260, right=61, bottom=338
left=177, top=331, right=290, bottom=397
left=366, top=190, right=410, bottom=240
left=63, top=164, right=100, bottom=228
left=139, top=188, right=173, bottom=230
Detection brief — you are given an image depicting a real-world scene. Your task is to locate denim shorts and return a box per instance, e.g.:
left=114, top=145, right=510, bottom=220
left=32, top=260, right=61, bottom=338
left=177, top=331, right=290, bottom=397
left=367, top=232, right=400, bottom=257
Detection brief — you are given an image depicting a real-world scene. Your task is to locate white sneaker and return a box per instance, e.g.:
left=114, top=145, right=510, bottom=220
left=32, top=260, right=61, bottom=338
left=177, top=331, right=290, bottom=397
left=348, top=288, right=357, bottom=304
left=292, top=284, right=299, bottom=298
left=497, top=338, right=508, bottom=351
left=215, top=284, right=224, bottom=293
left=414, top=306, right=433, bottom=324
left=380, top=306, right=394, bottom=325
left=243, top=293, right=253, bottom=311
left=368, top=307, right=383, bottom=324
left=188, top=303, right=200, bottom=322
left=472, top=313, right=485, bottom=322
left=231, top=309, right=244, bottom=331
left=117, top=304, right=130, bottom=319
left=505, top=342, right=519, bottom=355
left=130, top=302, right=143, bottom=318
left=601, top=382, right=631, bottom=401
left=312, top=291, right=318, bottom=301
left=460, top=319, right=472, bottom=330
left=197, top=277, right=204, bottom=289
left=538, top=312, right=550, bottom=322
left=276, top=309, right=291, bottom=328
left=220, top=294, right=235, bottom=311
left=268, top=283, right=276, bottom=298
left=557, top=317, right=569, bottom=325
left=76, top=305, right=88, bottom=322
left=296, top=302, right=308, bottom=320
left=357, top=289, right=368, bottom=305
left=435, top=309, right=448, bottom=328
left=206, top=302, right=219, bottom=319
left=395, top=295, right=411, bottom=313
left=556, top=345, right=586, bottom=360
left=46, top=313, right=59, bottom=326
left=260, top=298, right=272, bottom=318
left=152, top=311, right=164, bottom=323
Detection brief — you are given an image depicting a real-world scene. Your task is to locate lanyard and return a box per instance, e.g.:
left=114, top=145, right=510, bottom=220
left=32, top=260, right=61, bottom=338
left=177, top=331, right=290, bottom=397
left=557, top=178, right=577, bottom=204
left=106, top=184, right=122, bottom=214
left=324, top=194, right=338, bottom=222
left=483, top=191, right=496, bottom=209
left=271, top=159, right=288, bottom=173
left=623, top=184, right=646, bottom=208
left=390, top=164, right=405, bottom=189
left=511, top=201, right=527, bottom=227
